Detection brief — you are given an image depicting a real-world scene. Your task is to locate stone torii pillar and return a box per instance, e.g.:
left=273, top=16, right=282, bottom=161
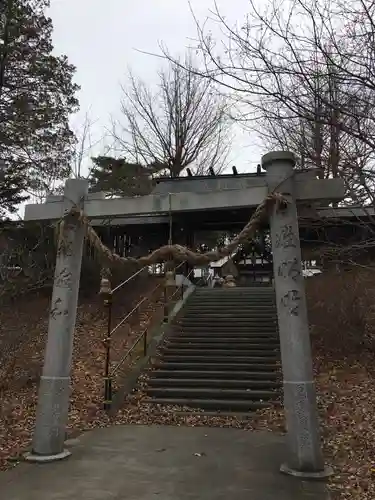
left=21, top=160, right=344, bottom=464
left=262, top=151, right=332, bottom=478
left=25, top=178, right=89, bottom=462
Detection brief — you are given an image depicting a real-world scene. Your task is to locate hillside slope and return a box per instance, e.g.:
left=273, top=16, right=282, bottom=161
left=0, top=275, right=164, bottom=469
left=1, top=269, right=374, bottom=499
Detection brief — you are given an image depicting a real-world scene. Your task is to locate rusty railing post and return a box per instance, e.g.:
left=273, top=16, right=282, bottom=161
left=143, top=330, right=148, bottom=356
left=163, top=283, right=168, bottom=322
left=100, top=276, right=113, bottom=411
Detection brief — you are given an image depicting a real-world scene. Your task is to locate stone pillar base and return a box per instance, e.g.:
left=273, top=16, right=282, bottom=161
left=280, top=462, right=334, bottom=479
left=24, top=449, right=71, bottom=463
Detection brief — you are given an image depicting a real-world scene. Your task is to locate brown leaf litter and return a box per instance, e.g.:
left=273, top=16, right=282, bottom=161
left=0, top=268, right=374, bottom=500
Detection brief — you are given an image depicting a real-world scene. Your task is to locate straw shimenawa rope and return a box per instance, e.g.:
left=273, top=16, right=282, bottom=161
left=59, top=192, right=288, bottom=277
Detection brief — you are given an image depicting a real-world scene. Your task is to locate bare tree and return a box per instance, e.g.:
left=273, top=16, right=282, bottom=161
left=112, top=54, right=232, bottom=177
left=164, top=0, right=375, bottom=201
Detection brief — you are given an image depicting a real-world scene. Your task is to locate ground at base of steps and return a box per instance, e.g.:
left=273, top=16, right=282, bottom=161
left=0, top=425, right=330, bottom=500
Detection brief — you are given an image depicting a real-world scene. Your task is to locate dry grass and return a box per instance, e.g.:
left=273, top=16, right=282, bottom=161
left=307, top=267, right=375, bottom=353
left=305, top=268, right=375, bottom=499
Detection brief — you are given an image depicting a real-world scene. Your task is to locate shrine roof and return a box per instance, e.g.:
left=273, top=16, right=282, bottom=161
left=151, top=172, right=266, bottom=195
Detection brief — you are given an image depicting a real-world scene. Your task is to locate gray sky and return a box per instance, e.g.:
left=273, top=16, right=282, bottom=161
left=48, top=0, right=263, bottom=175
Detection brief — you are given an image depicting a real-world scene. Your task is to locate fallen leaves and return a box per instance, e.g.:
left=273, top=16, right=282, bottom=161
left=314, top=355, right=375, bottom=500
left=0, top=269, right=374, bottom=500
left=107, top=343, right=375, bottom=500
left=0, top=278, right=164, bottom=471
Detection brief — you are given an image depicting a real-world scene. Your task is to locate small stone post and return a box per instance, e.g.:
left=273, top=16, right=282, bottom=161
left=25, top=178, right=89, bottom=462
left=262, top=151, right=331, bottom=477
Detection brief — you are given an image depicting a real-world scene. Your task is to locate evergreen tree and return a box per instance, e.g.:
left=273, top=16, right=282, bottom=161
left=0, top=160, right=27, bottom=218
left=0, top=0, right=79, bottom=217
left=89, top=156, right=157, bottom=197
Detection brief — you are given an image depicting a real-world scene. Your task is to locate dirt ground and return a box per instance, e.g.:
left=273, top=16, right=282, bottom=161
left=0, top=268, right=374, bottom=499
left=0, top=276, right=164, bottom=468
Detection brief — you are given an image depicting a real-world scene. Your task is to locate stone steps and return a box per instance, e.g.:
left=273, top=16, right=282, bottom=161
left=148, top=378, right=281, bottom=389
left=150, top=370, right=280, bottom=380
left=187, top=291, right=275, bottom=296
left=142, top=398, right=277, bottom=411
left=187, top=296, right=276, bottom=301
left=185, top=303, right=276, bottom=306
left=131, top=286, right=281, bottom=414
left=189, top=298, right=275, bottom=304
left=146, top=387, right=278, bottom=400
left=164, top=342, right=279, bottom=350
left=177, top=318, right=277, bottom=324
left=186, top=297, right=275, bottom=300
left=173, top=326, right=278, bottom=333
left=167, top=334, right=279, bottom=342
left=160, top=355, right=278, bottom=363
left=169, top=339, right=278, bottom=345
left=154, top=361, right=279, bottom=371
left=178, top=310, right=276, bottom=316
left=160, top=348, right=278, bottom=357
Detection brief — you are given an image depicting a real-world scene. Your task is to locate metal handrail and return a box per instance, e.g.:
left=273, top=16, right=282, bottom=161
left=111, top=265, right=148, bottom=294
left=102, top=261, right=193, bottom=411
left=109, top=281, right=161, bottom=337
left=110, top=326, right=148, bottom=377
left=170, top=267, right=195, bottom=301
left=114, top=266, right=194, bottom=376
left=174, top=261, right=186, bottom=271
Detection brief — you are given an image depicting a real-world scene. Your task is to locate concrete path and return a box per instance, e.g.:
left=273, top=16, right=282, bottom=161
left=0, top=425, right=330, bottom=500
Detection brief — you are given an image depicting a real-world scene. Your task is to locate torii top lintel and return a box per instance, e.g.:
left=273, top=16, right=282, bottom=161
left=23, top=169, right=345, bottom=222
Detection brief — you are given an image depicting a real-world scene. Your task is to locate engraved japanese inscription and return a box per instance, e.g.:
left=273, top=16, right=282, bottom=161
left=55, top=268, right=73, bottom=289
left=277, top=258, right=301, bottom=281
left=275, top=224, right=297, bottom=249
left=280, top=289, right=301, bottom=316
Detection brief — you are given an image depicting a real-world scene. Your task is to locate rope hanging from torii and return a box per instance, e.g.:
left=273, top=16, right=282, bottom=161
left=58, top=192, right=288, bottom=284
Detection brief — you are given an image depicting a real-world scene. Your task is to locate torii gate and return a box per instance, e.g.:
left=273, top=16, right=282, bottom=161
left=23, top=151, right=345, bottom=479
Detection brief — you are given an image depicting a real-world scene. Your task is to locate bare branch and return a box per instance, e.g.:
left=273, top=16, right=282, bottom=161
left=113, top=53, right=232, bottom=176
left=162, top=0, right=375, bottom=203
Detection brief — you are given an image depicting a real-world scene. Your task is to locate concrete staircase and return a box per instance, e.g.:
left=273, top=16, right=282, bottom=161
left=143, top=287, right=282, bottom=414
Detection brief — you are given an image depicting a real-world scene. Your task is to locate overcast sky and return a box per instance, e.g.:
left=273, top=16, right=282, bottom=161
left=48, top=0, right=263, bottom=175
